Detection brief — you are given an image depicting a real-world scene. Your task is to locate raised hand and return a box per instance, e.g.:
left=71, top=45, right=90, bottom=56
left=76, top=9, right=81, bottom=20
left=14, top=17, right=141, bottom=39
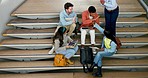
left=72, top=16, right=76, bottom=23
left=100, top=0, right=105, bottom=5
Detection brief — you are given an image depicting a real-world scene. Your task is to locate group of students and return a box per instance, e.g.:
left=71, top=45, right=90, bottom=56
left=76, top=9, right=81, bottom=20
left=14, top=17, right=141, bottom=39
left=50, top=0, right=119, bottom=77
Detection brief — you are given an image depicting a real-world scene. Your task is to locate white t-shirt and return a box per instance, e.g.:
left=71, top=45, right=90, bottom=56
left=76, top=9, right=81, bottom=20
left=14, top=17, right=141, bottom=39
left=104, top=0, right=118, bottom=10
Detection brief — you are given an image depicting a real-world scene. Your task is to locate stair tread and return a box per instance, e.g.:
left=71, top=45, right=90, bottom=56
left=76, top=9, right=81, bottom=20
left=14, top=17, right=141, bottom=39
left=0, top=39, right=53, bottom=44
left=0, top=37, right=148, bottom=44
left=0, top=72, right=148, bottom=78
left=74, top=72, right=148, bottom=78
left=0, top=59, right=147, bottom=68
left=8, top=17, right=148, bottom=24
left=0, top=48, right=147, bottom=56
left=12, top=0, right=145, bottom=16
left=3, top=27, right=148, bottom=35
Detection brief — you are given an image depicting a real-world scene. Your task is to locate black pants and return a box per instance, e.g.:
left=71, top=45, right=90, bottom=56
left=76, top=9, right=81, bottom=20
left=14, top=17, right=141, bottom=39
left=105, top=6, right=119, bottom=36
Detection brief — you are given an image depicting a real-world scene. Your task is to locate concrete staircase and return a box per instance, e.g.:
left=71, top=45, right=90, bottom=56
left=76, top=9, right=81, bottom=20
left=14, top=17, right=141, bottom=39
left=0, top=0, right=148, bottom=78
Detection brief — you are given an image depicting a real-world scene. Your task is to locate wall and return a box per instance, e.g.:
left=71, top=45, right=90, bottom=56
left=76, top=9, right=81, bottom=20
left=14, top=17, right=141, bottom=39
left=0, top=0, right=24, bottom=41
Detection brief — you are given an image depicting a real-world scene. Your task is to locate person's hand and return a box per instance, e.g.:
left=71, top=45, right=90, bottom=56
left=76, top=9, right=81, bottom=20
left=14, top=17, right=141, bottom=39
left=66, top=46, right=70, bottom=48
left=72, top=16, right=76, bottom=23
left=100, top=0, right=105, bottom=5
left=100, top=48, right=104, bottom=51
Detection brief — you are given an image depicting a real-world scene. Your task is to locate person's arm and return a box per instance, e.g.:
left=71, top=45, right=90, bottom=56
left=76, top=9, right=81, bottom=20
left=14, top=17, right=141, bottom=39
left=60, top=12, right=73, bottom=26
left=101, top=37, right=105, bottom=48
left=74, top=13, right=78, bottom=23
left=67, top=36, right=73, bottom=42
left=94, top=14, right=100, bottom=25
left=104, top=41, right=117, bottom=53
left=104, top=0, right=117, bottom=8
left=54, top=39, right=66, bottom=52
left=94, top=23, right=104, bottom=34
left=82, top=11, right=93, bottom=26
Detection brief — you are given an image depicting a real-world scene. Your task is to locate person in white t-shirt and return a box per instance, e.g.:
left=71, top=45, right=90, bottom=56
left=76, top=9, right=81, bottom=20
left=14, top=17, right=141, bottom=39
left=100, top=0, right=119, bottom=36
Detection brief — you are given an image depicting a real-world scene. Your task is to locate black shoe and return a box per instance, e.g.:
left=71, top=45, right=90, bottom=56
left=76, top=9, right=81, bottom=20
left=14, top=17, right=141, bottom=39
left=89, top=63, right=96, bottom=72
left=92, top=72, right=102, bottom=77
left=92, top=66, right=102, bottom=77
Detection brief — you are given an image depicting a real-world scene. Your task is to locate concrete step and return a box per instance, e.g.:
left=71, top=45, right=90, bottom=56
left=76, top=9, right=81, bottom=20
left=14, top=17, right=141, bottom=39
left=0, top=48, right=147, bottom=60
left=7, top=17, right=148, bottom=28
left=3, top=27, right=148, bottom=38
left=11, top=0, right=146, bottom=19
left=0, top=72, right=148, bottom=78
left=0, top=59, right=147, bottom=73
left=0, top=37, right=147, bottom=49
left=0, top=48, right=147, bottom=56
left=0, top=39, right=52, bottom=49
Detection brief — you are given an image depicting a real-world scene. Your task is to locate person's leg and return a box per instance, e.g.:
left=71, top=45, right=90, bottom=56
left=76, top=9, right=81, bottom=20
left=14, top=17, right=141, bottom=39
left=81, top=28, right=87, bottom=45
left=89, top=29, right=95, bottom=45
left=67, top=23, right=76, bottom=36
left=96, top=52, right=114, bottom=66
left=93, top=51, right=114, bottom=77
left=110, top=7, right=119, bottom=36
left=65, top=47, right=78, bottom=65
left=54, top=26, right=62, bottom=35
left=105, top=8, right=111, bottom=31
left=93, top=51, right=104, bottom=65
left=73, top=45, right=79, bottom=52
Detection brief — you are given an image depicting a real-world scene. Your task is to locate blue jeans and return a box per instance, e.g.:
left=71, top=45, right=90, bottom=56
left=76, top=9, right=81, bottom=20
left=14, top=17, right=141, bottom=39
left=105, top=7, right=119, bottom=36
left=93, top=51, right=115, bottom=67
left=59, top=45, right=78, bottom=59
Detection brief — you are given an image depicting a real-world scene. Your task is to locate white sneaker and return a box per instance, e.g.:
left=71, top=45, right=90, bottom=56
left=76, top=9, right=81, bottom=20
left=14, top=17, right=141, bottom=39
left=48, top=46, right=54, bottom=54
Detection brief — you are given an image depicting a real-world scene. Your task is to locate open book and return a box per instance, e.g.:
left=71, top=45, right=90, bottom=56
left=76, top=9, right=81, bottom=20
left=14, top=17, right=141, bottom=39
left=68, top=40, right=78, bottom=48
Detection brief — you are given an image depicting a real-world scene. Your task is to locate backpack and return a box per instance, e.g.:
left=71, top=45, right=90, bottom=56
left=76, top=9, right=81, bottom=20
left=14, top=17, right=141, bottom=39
left=115, top=37, right=122, bottom=49
left=80, top=47, right=93, bottom=73
left=53, top=54, right=67, bottom=66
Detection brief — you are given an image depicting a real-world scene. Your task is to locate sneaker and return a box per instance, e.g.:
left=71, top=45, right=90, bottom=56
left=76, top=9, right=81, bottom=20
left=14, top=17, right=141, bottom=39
left=66, top=59, right=74, bottom=65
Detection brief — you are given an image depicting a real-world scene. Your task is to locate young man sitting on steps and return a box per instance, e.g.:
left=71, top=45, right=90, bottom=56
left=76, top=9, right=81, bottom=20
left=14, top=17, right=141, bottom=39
left=59, top=2, right=78, bottom=37
left=79, top=6, right=100, bottom=48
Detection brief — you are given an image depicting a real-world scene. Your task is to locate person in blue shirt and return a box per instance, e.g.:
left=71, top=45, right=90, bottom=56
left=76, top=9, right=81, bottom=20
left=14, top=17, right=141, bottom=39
left=89, top=23, right=117, bottom=77
left=59, top=2, right=77, bottom=37
left=100, top=0, right=119, bottom=36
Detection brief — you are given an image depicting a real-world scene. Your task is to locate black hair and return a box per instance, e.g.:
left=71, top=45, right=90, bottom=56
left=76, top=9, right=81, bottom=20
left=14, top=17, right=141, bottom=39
left=88, top=6, right=96, bottom=13
left=64, top=2, right=74, bottom=10
left=53, top=27, right=67, bottom=47
left=104, top=30, right=117, bottom=44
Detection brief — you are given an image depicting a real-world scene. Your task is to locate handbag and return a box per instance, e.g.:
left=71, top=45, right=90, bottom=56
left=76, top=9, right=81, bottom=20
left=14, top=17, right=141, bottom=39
left=80, top=47, right=93, bottom=73
left=53, top=54, right=67, bottom=66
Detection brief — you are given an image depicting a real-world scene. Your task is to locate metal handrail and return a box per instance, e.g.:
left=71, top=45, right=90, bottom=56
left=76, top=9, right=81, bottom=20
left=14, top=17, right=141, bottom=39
left=139, top=0, right=148, bottom=18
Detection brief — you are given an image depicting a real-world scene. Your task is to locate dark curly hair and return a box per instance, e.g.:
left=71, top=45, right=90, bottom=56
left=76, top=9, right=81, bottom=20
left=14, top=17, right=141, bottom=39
left=88, top=6, right=96, bottom=13
left=64, top=2, right=73, bottom=10
left=53, top=27, right=67, bottom=47
left=104, top=30, right=117, bottom=44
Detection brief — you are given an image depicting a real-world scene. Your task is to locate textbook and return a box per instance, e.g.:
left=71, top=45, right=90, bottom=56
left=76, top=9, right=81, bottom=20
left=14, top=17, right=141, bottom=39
left=68, top=40, right=78, bottom=48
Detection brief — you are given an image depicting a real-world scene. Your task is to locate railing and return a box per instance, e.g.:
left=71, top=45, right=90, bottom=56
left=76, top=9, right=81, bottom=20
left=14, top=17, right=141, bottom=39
left=140, top=0, right=148, bottom=18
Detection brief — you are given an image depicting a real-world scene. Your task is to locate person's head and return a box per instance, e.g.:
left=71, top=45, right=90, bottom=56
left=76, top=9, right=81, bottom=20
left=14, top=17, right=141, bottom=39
left=104, top=30, right=117, bottom=44
left=53, top=27, right=67, bottom=46
left=88, top=6, right=96, bottom=16
left=58, top=27, right=67, bottom=35
left=64, top=2, right=74, bottom=14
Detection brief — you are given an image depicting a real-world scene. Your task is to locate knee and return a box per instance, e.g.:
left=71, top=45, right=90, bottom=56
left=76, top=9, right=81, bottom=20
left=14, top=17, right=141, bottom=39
left=71, top=23, right=76, bottom=28
left=75, top=46, right=79, bottom=52
left=96, top=53, right=101, bottom=58
left=81, top=30, right=87, bottom=35
left=89, top=30, right=95, bottom=34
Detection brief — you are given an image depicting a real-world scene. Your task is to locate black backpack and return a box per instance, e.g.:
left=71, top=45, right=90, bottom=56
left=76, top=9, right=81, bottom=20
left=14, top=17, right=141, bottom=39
left=80, top=47, right=94, bottom=73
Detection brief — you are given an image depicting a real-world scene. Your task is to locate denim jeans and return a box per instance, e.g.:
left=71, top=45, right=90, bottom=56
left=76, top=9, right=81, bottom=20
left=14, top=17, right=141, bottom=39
left=93, top=51, right=115, bottom=67
left=105, top=7, right=119, bottom=36
left=58, top=45, right=78, bottom=59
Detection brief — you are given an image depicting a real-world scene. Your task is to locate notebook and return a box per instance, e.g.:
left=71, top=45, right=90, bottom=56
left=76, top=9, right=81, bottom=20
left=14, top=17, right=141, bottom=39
left=68, top=40, right=78, bottom=48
